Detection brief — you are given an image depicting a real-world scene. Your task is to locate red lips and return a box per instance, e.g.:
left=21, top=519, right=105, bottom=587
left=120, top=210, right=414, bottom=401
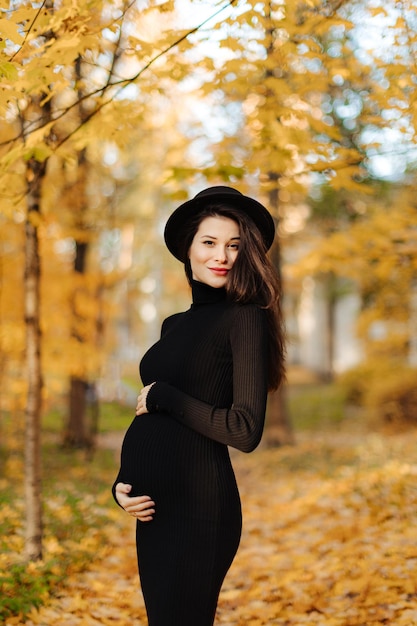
left=209, top=268, right=229, bottom=276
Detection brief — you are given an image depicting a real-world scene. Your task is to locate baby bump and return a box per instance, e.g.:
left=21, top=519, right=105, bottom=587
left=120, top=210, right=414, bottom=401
left=118, top=413, right=239, bottom=520
left=120, top=413, right=183, bottom=482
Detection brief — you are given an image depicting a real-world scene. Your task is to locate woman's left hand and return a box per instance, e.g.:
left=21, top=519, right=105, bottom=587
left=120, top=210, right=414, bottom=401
left=136, top=383, right=155, bottom=416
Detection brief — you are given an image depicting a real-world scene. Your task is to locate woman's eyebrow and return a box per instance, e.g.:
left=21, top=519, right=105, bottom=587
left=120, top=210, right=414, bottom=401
left=199, top=234, right=240, bottom=240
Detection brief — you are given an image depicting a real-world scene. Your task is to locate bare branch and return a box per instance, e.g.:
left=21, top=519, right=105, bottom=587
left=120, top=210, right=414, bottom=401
left=9, top=0, right=48, bottom=62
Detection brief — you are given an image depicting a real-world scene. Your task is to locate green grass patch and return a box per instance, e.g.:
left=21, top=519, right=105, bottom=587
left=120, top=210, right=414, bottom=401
left=42, top=401, right=134, bottom=434
left=0, top=443, right=119, bottom=622
left=98, top=401, right=134, bottom=432
left=287, top=382, right=348, bottom=431
left=0, top=562, right=51, bottom=619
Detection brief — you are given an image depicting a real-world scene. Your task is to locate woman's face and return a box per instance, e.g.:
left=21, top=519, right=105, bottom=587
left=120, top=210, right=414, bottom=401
left=188, top=215, right=240, bottom=288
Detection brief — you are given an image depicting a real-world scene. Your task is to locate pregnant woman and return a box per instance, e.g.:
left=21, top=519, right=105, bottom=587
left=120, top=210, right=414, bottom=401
left=112, top=186, right=285, bottom=626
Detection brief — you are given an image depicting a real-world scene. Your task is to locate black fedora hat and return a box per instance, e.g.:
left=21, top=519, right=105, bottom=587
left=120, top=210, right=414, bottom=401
left=164, top=186, right=276, bottom=262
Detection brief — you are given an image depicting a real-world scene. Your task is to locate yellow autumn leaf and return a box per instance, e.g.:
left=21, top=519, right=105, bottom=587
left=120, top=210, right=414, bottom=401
left=0, top=18, right=23, bottom=42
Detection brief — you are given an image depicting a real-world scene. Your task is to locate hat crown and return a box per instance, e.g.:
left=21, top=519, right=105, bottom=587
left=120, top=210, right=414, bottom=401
left=195, top=186, right=242, bottom=200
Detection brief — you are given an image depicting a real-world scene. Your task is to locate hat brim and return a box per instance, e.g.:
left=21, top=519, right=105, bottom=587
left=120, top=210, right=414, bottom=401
left=164, top=187, right=276, bottom=262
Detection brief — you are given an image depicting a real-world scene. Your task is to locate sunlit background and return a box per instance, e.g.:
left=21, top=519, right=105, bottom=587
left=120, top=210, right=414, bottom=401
left=1, top=0, right=416, bottom=438
left=1, top=2, right=417, bottom=621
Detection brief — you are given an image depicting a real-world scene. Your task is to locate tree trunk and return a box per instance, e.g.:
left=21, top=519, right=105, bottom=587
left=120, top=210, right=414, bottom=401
left=66, top=377, right=88, bottom=446
left=24, top=157, right=46, bottom=561
left=263, top=179, right=295, bottom=446
left=22, top=0, right=55, bottom=560
left=408, top=278, right=417, bottom=367
left=324, top=278, right=336, bottom=382
left=266, top=385, right=295, bottom=446
left=258, top=9, right=294, bottom=447
left=63, top=56, right=95, bottom=448
left=64, top=237, right=93, bottom=449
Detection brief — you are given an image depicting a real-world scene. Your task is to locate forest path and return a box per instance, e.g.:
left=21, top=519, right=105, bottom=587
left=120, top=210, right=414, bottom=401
left=13, top=427, right=417, bottom=626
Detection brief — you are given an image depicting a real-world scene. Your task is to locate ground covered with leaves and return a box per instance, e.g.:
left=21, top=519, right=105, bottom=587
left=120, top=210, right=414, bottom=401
left=3, top=425, right=417, bottom=626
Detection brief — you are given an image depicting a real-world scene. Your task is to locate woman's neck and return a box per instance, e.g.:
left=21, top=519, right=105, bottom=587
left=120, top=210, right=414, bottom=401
left=191, top=280, right=227, bottom=306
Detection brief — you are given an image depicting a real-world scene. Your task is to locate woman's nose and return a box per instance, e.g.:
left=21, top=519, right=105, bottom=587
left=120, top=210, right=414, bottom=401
left=215, top=247, right=228, bottom=263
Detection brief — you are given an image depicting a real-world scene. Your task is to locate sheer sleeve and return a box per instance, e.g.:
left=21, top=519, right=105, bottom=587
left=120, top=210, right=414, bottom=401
left=145, top=305, right=269, bottom=453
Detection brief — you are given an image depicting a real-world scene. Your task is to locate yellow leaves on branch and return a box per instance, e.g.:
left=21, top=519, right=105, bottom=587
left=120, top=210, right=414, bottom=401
left=0, top=18, right=23, bottom=43
left=293, top=202, right=417, bottom=282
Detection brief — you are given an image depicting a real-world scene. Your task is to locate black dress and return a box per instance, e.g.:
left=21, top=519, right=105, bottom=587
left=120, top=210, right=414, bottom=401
left=112, top=280, right=269, bottom=626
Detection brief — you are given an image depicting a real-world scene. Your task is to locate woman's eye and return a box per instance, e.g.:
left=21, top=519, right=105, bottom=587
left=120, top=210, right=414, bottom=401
left=229, top=243, right=239, bottom=250
left=203, top=240, right=214, bottom=246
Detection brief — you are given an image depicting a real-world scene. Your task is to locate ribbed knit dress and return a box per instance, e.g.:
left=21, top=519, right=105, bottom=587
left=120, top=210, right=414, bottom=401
left=112, top=279, right=269, bottom=626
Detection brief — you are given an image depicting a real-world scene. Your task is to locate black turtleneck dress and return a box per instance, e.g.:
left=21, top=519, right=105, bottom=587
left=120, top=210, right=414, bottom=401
left=112, top=280, right=269, bottom=626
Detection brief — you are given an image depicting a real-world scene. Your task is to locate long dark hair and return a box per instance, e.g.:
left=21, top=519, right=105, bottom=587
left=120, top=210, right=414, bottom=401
left=180, top=203, right=285, bottom=391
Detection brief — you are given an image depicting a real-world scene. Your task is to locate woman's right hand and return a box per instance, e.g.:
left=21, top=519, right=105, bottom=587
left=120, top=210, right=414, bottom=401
left=115, top=482, right=155, bottom=522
